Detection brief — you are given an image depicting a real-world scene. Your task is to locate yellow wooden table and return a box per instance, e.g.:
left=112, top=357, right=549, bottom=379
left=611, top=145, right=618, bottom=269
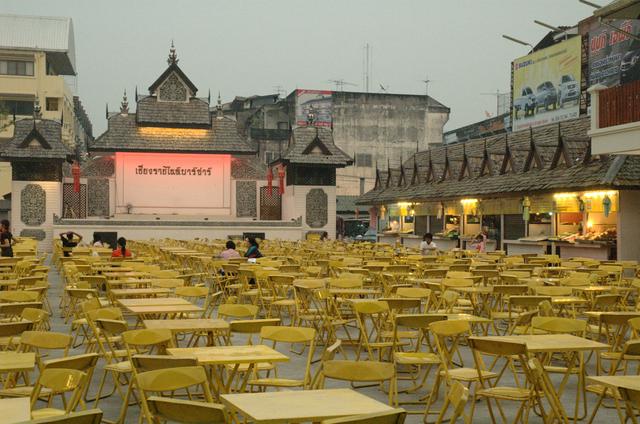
left=118, top=297, right=191, bottom=308
left=124, top=304, right=204, bottom=321
left=472, top=334, right=609, bottom=423
left=586, top=375, right=640, bottom=423
left=144, top=318, right=229, bottom=346
left=109, top=288, right=172, bottom=298
left=167, top=344, right=288, bottom=396
left=220, top=388, right=394, bottom=423
left=0, top=397, right=30, bottom=423
left=106, top=279, right=153, bottom=288
left=0, top=352, right=36, bottom=389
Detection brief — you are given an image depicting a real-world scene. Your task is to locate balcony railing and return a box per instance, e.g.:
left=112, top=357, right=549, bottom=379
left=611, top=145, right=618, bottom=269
left=598, top=80, right=640, bottom=128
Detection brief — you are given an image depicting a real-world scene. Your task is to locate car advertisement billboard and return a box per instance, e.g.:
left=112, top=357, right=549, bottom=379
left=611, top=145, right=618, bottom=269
left=295, top=89, right=332, bottom=127
left=588, top=19, right=640, bottom=87
left=512, top=36, right=581, bottom=131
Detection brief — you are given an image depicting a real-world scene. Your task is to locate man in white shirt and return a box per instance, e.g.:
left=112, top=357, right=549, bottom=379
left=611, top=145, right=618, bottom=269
left=420, top=233, right=438, bottom=255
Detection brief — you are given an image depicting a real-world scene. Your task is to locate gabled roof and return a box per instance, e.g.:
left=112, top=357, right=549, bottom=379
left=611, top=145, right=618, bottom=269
left=136, top=95, right=210, bottom=127
left=273, top=126, right=353, bottom=167
left=90, top=113, right=256, bottom=154
left=1, top=118, right=73, bottom=160
left=148, top=62, right=198, bottom=95
left=357, top=116, right=640, bottom=205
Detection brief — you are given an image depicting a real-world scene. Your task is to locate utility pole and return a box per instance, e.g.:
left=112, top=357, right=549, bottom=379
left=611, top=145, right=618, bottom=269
left=362, top=43, right=372, bottom=93
left=422, top=75, right=434, bottom=97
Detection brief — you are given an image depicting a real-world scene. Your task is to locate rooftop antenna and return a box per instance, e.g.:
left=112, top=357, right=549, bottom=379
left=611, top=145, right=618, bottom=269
left=327, top=79, right=357, bottom=91
left=379, top=83, right=390, bottom=93
left=481, top=90, right=509, bottom=116
left=421, top=75, right=435, bottom=97
left=362, top=43, right=372, bottom=93
left=578, top=0, right=601, bottom=8
left=273, top=85, right=286, bottom=97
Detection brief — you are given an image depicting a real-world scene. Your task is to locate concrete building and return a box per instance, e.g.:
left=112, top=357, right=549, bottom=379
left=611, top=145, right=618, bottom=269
left=242, top=90, right=450, bottom=224
left=0, top=14, right=92, bottom=198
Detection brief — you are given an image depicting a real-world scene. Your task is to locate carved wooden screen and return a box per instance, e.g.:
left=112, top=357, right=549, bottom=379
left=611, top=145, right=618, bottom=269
left=259, top=186, right=281, bottom=220
left=62, top=183, right=87, bottom=219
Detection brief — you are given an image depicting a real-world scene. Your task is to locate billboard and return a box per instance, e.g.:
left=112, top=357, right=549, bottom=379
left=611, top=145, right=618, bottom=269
left=589, top=19, right=640, bottom=87
left=512, top=36, right=581, bottom=131
left=295, top=89, right=332, bottom=127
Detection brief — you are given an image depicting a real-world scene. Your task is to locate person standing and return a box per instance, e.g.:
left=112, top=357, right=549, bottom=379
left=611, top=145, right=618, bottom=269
left=0, top=219, right=14, bottom=257
left=60, top=231, right=82, bottom=257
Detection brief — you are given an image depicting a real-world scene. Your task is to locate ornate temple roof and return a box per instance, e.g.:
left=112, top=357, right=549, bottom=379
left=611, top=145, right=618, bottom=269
left=357, top=116, right=640, bottom=205
left=273, top=126, right=353, bottom=167
left=1, top=118, right=73, bottom=160
left=89, top=44, right=256, bottom=154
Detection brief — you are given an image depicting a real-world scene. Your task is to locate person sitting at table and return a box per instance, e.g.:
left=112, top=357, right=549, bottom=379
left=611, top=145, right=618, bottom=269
left=0, top=220, right=14, bottom=258
left=320, top=231, right=329, bottom=241
left=92, top=233, right=104, bottom=248
left=219, top=240, right=241, bottom=259
left=112, top=237, right=133, bottom=258
left=420, top=232, right=437, bottom=255
left=60, top=231, right=82, bottom=257
left=244, top=237, right=263, bottom=259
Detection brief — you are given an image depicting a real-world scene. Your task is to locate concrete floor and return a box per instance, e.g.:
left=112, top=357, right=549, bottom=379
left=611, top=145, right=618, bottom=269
left=44, top=264, right=625, bottom=424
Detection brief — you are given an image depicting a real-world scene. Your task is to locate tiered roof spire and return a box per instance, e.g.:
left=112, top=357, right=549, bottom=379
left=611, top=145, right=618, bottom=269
left=167, top=40, right=178, bottom=65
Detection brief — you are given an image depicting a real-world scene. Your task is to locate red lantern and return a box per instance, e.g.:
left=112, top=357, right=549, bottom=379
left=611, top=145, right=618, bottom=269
left=267, top=167, right=273, bottom=197
left=278, top=164, right=286, bottom=195
left=71, top=161, right=81, bottom=193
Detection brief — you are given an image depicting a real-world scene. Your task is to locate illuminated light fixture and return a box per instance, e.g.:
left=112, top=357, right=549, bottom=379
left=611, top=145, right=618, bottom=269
left=583, top=190, right=617, bottom=198
left=553, top=192, right=577, bottom=200
left=460, top=198, right=478, bottom=205
left=587, top=220, right=594, bottom=228
left=138, top=127, right=209, bottom=138
left=397, top=202, right=412, bottom=208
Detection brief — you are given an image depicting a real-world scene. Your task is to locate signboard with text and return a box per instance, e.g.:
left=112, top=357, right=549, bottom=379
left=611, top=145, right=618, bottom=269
left=512, top=36, right=581, bottom=131
left=588, top=19, right=640, bottom=87
left=115, top=152, right=230, bottom=214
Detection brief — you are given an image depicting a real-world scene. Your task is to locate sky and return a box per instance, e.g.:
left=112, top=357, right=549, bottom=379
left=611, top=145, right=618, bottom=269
left=3, top=0, right=596, bottom=135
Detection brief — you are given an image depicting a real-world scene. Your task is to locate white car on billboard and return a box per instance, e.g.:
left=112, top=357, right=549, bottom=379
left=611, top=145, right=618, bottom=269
left=557, top=74, right=579, bottom=108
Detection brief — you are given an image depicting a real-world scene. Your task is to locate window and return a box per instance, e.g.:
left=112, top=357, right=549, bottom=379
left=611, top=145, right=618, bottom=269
left=265, top=151, right=280, bottom=163
left=356, top=153, right=372, bottom=167
left=0, top=100, right=34, bottom=116
left=46, top=98, right=59, bottom=111
left=0, top=60, right=34, bottom=76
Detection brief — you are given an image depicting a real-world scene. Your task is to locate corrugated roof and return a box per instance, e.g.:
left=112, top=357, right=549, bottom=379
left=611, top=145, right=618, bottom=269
left=0, top=14, right=75, bottom=74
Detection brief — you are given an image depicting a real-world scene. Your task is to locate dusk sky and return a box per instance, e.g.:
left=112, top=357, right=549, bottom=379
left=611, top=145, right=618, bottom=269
left=3, top=0, right=595, bottom=134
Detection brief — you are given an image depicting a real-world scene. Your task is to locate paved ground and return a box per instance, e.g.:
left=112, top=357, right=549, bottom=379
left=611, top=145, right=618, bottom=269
left=44, top=264, right=623, bottom=423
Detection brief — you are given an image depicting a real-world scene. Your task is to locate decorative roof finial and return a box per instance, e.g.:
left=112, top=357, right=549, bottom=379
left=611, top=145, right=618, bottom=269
left=33, top=98, right=42, bottom=120
left=216, top=91, right=223, bottom=119
left=306, top=105, right=316, bottom=126
left=167, top=40, right=178, bottom=65
left=120, top=89, right=129, bottom=115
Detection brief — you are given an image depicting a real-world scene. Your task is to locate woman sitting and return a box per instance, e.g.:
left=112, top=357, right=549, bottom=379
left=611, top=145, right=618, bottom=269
left=111, top=237, right=133, bottom=258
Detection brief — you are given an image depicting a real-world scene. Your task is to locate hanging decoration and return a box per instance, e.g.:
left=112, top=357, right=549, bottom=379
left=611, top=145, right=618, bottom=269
left=277, top=164, right=286, bottom=195
left=380, top=205, right=386, bottom=219
left=603, top=195, right=612, bottom=217
left=436, top=202, right=444, bottom=219
left=522, top=196, right=531, bottom=222
left=71, top=161, right=81, bottom=193
left=266, top=167, right=273, bottom=196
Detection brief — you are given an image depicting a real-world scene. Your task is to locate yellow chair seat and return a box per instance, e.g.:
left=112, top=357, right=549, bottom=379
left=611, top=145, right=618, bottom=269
left=225, top=362, right=274, bottom=372
left=72, top=318, right=88, bottom=326
left=241, top=289, right=260, bottom=297
left=476, top=386, right=534, bottom=400
left=105, top=360, right=132, bottom=373
left=394, top=351, right=440, bottom=365
left=0, top=386, right=51, bottom=397
left=272, top=299, right=296, bottom=306
left=543, top=365, right=580, bottom=374
left=600, top=351, right=622, bottom=361
left=31, top=408, right=66, bottom=420
left=382, top=330, right=418, bottom=340
left=440, top=368, right=498, bottom=382
left=491, top=311, right=518, bottom=320
left=248, top=377, right=304, bottom=387
left=0, top=335, right=20, bottom=347
left=586, top=384, right=622, bottom=399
